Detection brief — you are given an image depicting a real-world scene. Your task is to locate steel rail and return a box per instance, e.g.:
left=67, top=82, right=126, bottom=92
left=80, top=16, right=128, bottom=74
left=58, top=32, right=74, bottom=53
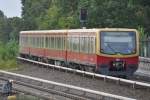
left=0, top=77, right=88, bottom=100
left=0, top=70, right=135, bottom=100
left=17, top=57, right=150, bottom=89
left=139, top=57, right=150, bottom=63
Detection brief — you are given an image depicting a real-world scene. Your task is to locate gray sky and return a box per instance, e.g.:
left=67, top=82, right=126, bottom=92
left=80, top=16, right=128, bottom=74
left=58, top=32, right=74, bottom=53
left=0, top=0, right=22, bottom=18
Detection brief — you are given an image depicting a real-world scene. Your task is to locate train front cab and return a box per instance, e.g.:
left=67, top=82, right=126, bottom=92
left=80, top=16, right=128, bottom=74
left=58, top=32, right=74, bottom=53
left=96, top=29, right=139, bottom=77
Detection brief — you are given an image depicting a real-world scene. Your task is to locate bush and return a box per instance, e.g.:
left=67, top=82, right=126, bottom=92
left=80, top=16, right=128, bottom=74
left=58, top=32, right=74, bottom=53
left=0, top=41, right=18, bottom=59
left=0, top=40, right=18, bottom=70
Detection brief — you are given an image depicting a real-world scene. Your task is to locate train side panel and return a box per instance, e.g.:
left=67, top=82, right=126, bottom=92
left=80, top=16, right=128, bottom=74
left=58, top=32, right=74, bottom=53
left=45, top=33, right=67, bottom=61
left=19, top=34, right=30, bottom=56
left=67, top=31, right=97, bottom=66
left=20, top=31, right=67, bottom=62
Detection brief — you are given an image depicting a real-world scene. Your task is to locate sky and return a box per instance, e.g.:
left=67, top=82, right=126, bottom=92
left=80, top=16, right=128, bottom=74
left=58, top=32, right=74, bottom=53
left=0, top=0, right=22, bottom=18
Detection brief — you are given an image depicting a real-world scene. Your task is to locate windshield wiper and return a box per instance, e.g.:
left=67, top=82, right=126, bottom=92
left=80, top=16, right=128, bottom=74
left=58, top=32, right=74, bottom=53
left=106, top=43, right=118, bottom=54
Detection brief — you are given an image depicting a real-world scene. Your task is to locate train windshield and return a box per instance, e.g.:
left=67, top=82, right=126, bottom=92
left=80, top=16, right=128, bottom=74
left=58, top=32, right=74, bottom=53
left=100, top=31, right=136, bottom=55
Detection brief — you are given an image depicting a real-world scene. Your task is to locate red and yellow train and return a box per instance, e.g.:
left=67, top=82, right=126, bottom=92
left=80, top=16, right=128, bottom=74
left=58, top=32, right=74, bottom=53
left=19, top=28, right=139, bottom=77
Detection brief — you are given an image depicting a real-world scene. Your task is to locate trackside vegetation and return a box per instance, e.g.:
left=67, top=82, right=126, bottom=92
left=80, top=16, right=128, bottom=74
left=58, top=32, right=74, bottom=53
left=0, top=41, right=18, bottom=70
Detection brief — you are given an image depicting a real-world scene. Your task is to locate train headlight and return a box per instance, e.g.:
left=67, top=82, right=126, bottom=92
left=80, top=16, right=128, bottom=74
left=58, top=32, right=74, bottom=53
left=112, top=61, right=125, bottom=68
left=113, top=63, right=116, bottom=66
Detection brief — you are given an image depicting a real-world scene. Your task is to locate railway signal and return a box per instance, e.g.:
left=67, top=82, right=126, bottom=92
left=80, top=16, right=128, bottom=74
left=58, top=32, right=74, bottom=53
left=80, top=8, right=87, bottom=21
left=80, top=8, right=87, bottom=28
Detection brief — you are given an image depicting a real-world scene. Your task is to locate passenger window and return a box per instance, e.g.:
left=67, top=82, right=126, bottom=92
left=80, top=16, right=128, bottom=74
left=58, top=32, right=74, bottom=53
left=42, top=36, right=44, bottom=48
left=93, top=37, right=96, bottom=53
left=32, top=37, right=34, bottom=47
left=68, top=37, right=71, bottom=51
left=22, top=36, right=24, bottom=47
left=34, top=36, right=36, bottom=48
left=85, top=37, right=88, bottom=53
left=83, top=37, right=86, bottom=53
left=41, top=36, right=43, bottom=48
left=31, top=35, right=33, bottom=47
left=32, top=36, right=34, bottom=47
left=24, top=36, right=26, bottom=47
left=71, top=37, right=73, bottom=51
left=59, top=37, right=62, bottom=50
left=51, top=37, right=54, bottom=49
left=54, top=37, right=58, bottom=50
left=73, top=37, right=79, bottom=52
left=89, top=37, right=91, bottom=53
left=34, top=36, right=36, bottom=47
left=73, top=37, right=76, bottom=51
left=35, top=36, right=37, bottom=47
left=63, top=36, right=65, bottom=50
left=55, top=37, right=58, bottom=50
left=61, top=37, right=63, bottom=50
left=91, top=37, right=93, bottom=53
left=69, top=37, right=71, bottom=51
left=28, top=36, right=29, bottom=47
left=49, top=37, right=51, bottom=49
left=36, top=36, right=39, bottom=48
left=80, top=37, right=83, bottom=52
left=40, top=36, right=42, bottom=48
left=89, top=37, right=93, bottom=54
left=45, top=36, right=48, bottom=48
left=58, top=37, right=61, bottom=50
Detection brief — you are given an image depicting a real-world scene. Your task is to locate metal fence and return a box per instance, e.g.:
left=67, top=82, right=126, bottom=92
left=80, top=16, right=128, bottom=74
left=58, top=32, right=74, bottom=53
left=140, top=40, right=150, bottom=57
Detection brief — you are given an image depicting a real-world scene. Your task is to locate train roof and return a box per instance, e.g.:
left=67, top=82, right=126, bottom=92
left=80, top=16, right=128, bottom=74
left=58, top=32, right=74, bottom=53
left=20, top=28, right=137, bottom=34
left=20, top=30, right=67, bottom=34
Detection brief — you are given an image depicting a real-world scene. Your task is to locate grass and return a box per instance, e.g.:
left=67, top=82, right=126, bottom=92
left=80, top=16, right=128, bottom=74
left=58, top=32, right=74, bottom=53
left=0, top=94, right=42, bottom=100
left=16, top=94, right=42, bottom=100
left=0, top=59, right=18, bottom=70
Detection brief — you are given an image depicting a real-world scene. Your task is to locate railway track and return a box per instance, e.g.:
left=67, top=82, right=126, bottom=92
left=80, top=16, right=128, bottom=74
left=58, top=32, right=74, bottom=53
left=0, top=70, right=135, bottom=100
left=0, top=79, right=50, bottom=100
left=14, top=57, right=150, bottom=100
left=17, top=57, right=150, bottom=88
left=131, top=57, right=150, bottom=83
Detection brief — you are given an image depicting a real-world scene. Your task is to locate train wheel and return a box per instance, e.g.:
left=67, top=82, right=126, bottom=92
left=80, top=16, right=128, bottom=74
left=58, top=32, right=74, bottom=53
left=55, top=60, right=64, bottom=66
left=81, top=66, right=86, bottom=71
left=118, top=75, right=127, bottom=79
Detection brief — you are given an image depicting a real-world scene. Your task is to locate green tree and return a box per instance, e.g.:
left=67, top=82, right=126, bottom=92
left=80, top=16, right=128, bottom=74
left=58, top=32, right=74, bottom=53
left=21, top=0, right=52, bottom=30
left=0, top=10, right=9, bottom=43
left=20, top=0, right=150, bottom=35
left=8, top=17, right=23, bottom=41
